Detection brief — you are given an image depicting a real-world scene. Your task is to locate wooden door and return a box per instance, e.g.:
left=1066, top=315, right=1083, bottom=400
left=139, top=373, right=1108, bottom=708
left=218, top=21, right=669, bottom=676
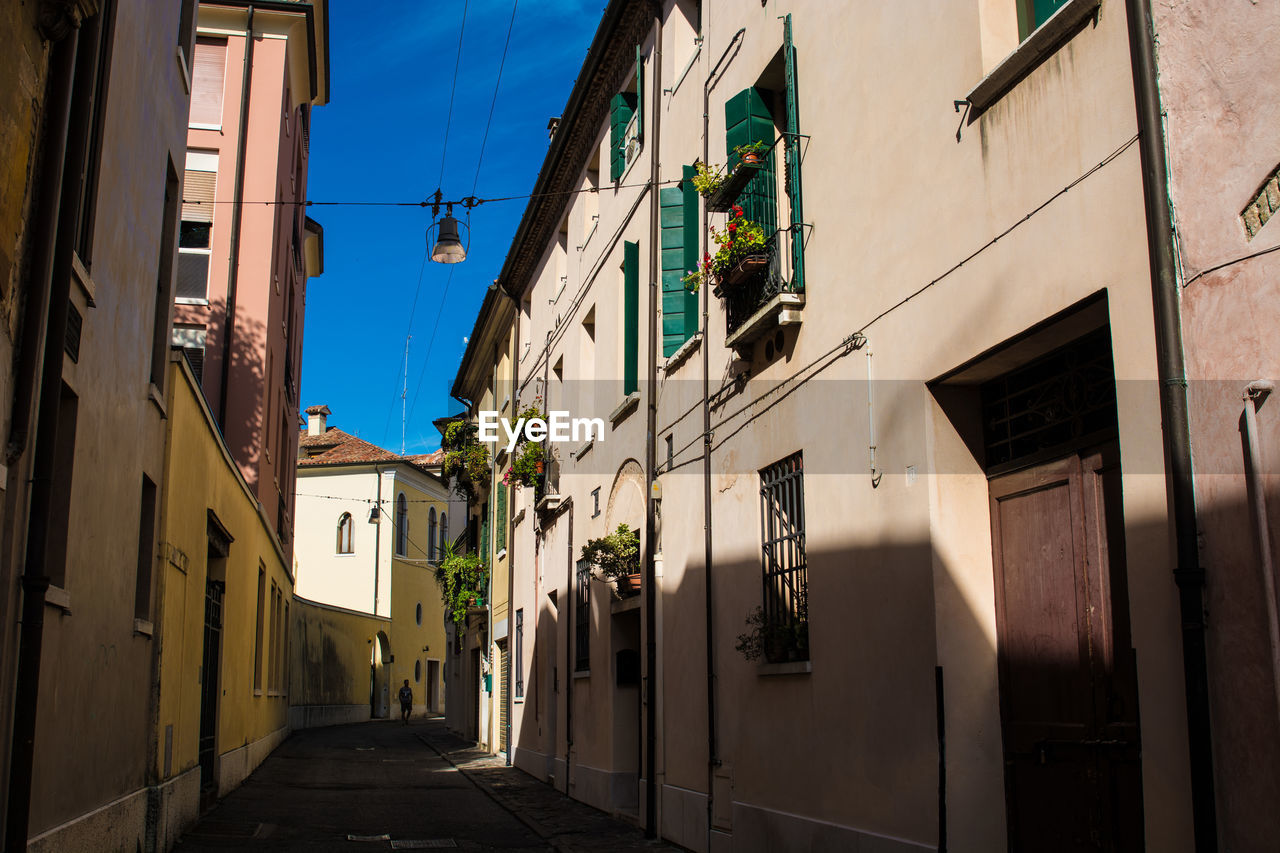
left=989, top=446, right=1143, bottom=851
left=198, top=580, right=224, bottom=804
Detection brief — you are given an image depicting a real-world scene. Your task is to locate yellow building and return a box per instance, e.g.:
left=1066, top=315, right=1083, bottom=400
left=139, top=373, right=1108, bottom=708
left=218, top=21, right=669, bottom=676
left=151, top=352, right=294, bottom=848
left=291, top=406, right=451, bottom=727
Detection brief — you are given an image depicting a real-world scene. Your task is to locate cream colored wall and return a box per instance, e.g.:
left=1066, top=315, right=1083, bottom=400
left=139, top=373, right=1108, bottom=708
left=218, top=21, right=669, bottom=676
left=491, top=1, right=1200, bottom=851
left=295, top=466, right=381, bottom=613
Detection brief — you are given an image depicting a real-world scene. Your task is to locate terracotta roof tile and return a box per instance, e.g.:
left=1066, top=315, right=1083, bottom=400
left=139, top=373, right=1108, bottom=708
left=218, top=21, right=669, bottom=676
left=297, top=426, right=442, bottom=478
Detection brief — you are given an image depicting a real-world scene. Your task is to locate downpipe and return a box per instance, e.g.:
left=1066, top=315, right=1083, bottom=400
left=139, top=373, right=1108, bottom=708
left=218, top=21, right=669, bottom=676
left=1125, top=0, right=1217, bottom=847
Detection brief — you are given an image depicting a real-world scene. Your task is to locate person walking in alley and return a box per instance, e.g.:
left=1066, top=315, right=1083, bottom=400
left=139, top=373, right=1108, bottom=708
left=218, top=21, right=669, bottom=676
left=398, top=680, right=413, bottom=724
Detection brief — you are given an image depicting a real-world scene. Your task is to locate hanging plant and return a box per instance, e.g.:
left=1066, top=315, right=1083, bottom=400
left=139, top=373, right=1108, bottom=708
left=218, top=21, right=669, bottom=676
left=502, top=399, right=547, bottom=489
left=683, top=205, right=769, bottom=293
left=442, top=419, right=491, bottom=504
left=689, top=161, right=727, bottom=199
left=434, top=542, right=488, bottom=624
left=733, top=140, right=769, bottom=165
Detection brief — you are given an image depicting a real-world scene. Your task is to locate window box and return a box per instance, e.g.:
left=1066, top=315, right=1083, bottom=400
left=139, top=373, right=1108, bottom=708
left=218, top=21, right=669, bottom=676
left=718, top=254, right=770, bottom=290
left=706, top=160, right=766, bottom=213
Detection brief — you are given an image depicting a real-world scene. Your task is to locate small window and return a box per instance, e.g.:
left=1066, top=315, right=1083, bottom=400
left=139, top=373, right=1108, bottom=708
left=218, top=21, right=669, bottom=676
left=428, top=506, right=438, bottom=562
left=416, top=602, right=422, bottom=626
left=336, top=512, right=353, bottom=554
left=759, top=451, right=808, bottom=663
left=178, top=151, right=217, bottom=303
left=415, top=659, right=422, bottom=682
left=395, top=494, right=408, bottom=556
left=134, top=476, right=158, bottom=621
left=575, top=558, right=590, bottom=672
left=190, top=36, right=227, bottom=128
left=515, top=608, right=524, bottom=698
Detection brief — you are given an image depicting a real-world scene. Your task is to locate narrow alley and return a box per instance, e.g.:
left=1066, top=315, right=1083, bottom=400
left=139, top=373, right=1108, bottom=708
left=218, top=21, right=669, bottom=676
left=175, top=719, right=679, bottom=853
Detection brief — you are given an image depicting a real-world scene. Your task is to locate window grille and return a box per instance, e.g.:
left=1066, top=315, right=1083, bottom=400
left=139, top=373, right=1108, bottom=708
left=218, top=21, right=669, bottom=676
left=759, top=451, right=809, bottom=663
left=575, top=558, right=590, bottom=672
left=515, top=609, right=524, bottom=698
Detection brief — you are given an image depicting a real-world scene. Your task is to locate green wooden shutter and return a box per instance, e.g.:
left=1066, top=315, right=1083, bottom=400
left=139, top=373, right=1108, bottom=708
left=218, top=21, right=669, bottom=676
left=635, top=45, right=644, bottom=145
left=682, top=164, right=700, bottom=333
left=609, top=93, right=636, bottom=181
left=783, top=15, right=805, bottom=293
left=660, top=187, right=685, bottom=357
left=480, top=501, right=489, bottom=562
left=623, top=240, right=639, bottom=395
left=1018, top=0, right=1068, bottom=39
left=495, top=485, right=507, bottom=551
left=724, top=88, right=777, bottom=236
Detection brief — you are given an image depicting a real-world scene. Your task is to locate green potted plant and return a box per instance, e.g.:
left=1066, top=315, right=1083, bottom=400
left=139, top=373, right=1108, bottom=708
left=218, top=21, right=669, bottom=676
left=734, top=586, right=809, bottom=663
left=581, top=523, right=641, bottom=596
left=733, top=140, right=769, bottom=166
left=503, top=400, right=547, bottom=489
left=442, top=419, right=491, bottom=504
left=689, top=161, right=727, bottom=200
left=434, top=543, right=488, bottom=624
left=683, top=205, right=769, bottom=293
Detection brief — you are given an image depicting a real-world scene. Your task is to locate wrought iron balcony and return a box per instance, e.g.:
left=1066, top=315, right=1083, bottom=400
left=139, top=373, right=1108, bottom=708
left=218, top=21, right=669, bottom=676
left=720, top=235, right=805, bottom=349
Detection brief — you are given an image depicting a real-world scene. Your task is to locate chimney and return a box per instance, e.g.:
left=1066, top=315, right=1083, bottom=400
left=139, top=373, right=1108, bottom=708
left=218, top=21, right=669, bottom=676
left=305, top=404, right=331, bottom=436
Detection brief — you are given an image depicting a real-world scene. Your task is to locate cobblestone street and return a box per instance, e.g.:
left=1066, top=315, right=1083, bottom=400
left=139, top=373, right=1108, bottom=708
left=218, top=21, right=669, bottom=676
left=175, top=719, right=681, bottom=852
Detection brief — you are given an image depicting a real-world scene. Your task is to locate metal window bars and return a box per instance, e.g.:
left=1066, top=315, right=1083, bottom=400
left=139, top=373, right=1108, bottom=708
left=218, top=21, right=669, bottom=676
left=575, top=558, right=591, bottom=672
left=759, top=451, right=809, bottom=663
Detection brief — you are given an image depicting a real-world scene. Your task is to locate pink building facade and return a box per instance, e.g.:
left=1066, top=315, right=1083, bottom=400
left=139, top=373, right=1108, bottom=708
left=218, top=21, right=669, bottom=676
left=175, top=0, right=328, bottom=556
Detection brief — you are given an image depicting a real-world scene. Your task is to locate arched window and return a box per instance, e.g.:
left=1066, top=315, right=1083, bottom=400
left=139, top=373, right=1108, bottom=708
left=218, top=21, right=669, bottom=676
left=438, top=513, right=447, bottom=560
left=336, top=512, right=353, bottom=553
left=428, top=507, right=438, bottom=562
left=395, top=493, right=408, bottom=556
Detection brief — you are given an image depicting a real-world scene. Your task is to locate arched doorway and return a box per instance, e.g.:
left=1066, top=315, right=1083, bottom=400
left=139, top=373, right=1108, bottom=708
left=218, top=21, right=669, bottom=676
left=370, top=631, right=391, bottom=718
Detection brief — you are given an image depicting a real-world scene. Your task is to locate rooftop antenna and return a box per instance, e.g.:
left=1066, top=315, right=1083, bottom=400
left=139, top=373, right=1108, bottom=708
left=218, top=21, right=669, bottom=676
left=401, top=336, right=411, bottom=455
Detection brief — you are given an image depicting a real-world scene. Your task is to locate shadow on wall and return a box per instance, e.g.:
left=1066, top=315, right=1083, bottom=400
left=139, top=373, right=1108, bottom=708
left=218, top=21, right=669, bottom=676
left=509, top=488, right=1280, bottom=849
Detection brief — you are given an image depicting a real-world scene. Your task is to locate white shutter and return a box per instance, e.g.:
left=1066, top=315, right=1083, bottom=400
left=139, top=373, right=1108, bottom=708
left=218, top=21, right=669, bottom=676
left=182, top=169, right=216, bottom=222
left=190, top=37, right=227, bottom=128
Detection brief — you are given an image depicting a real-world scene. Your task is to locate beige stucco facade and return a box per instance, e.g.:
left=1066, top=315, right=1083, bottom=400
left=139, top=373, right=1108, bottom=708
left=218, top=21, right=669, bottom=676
left=444, top=1, right=1241, bottom=850
left=291, top=416, right=451, bottom=728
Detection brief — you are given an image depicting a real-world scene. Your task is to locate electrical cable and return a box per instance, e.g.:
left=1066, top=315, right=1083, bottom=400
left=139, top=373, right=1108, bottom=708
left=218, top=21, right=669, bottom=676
left=404, top=265, right=456, bottom=428
left=437, top=0, right=470, bottom=192
left=381, top=245, right=430, bottom=446
left=472, top=0, right=518, bottom=198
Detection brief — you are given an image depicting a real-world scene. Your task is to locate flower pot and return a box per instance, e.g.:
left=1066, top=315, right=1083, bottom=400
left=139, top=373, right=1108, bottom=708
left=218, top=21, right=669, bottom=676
left=535, top=460, right=544, bottom=474
left=616, top=572, right=642, bottom=596
left=740, top=151, right=764, bottom=166
left=722, top=254, right=769, bottom=288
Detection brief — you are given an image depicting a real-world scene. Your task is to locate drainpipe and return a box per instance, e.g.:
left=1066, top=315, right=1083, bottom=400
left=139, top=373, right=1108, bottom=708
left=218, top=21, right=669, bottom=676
left=696, top=25, right=744, bottom=850
left=507, top=307, right=519, bottom=765
left=1125, top=0, right=1217, bottom=847
left=373, top=464, right=382, bottom=615
left=642, top=8, right=663, bottom=841
left=1241, top=382, right=1280, bottom=727
left=5, top=10, right=99, bottom=848
left=564, top=499, right=574, bottom=791
left=217, top=5, right=255, bottom=426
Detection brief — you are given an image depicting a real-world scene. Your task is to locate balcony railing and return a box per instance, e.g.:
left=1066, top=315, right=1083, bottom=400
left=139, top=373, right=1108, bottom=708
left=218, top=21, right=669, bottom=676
left=722, top=234, right=804, bottom=346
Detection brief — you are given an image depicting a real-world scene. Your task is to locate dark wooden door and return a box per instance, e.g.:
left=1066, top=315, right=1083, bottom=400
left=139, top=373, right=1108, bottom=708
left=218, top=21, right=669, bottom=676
left=198, top=579, right=224, bottom=803
left=989, top=446, right=1143, bottom=851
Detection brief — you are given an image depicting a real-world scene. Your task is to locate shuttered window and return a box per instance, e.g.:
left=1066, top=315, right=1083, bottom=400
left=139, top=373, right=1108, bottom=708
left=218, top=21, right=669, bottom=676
left=609, top=92, right=636, bottom=182
left=495, top=484, right=507, bottom=551
left=623, top=240, right=639, bottom=395
left=172, top=324, right=206, bottom=382
left=178, top=154, right=216, bottom=302
left=190, top=37, right=227, bottom=128
left=725, top=87, right=778, bottom=237
left=1018, top=0, right=1070, bottom=40
left=660, top=166, right=700, bottom=357
left=480, top=500, right=489, bottom=562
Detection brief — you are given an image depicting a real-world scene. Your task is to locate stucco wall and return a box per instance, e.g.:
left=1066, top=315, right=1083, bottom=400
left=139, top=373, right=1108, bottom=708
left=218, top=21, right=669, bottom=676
left=1154, top=1, right=1280, bottom=847
left=155, top=356, right=292, bottom=822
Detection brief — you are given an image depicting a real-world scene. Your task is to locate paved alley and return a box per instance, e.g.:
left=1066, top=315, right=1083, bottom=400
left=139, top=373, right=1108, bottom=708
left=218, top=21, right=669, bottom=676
left=175, top=719, right=681, bottom=852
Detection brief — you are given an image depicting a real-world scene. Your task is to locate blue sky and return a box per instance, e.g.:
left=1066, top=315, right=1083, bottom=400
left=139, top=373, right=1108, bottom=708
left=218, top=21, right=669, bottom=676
left=301, top=0, right=603, bottom=454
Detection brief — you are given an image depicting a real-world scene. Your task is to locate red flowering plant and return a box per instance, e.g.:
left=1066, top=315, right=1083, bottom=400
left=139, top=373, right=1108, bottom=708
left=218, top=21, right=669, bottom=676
left=683, top=205, right=768, bottom=293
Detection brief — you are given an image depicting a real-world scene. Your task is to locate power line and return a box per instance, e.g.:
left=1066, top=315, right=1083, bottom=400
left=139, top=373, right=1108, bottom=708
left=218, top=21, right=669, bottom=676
left=382, top=246, right=431, bottom=446
left=471, top=0, right=519, bottom=197
left=404, top=266, right=457, bottom=428
left=437, top=0, right=470, bottom=192
left=180, top=177, right=680, bottom=209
